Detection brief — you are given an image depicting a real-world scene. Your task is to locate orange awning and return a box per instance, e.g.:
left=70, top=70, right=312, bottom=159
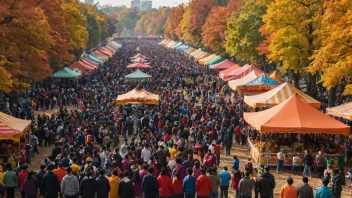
left=244, top=94, right=350, bottom=134
left=116, top=88, right=159, bottom=105
left=98, top=47, right=114, bottom=57
left=92, top=50, right=109, bottom=61
left=270, top=70, right=284, bottom=83
left=69, top=61, right=94, bottom=73
left=81, top=58, right=98, bottom=68
left=0, top=112, right=31, bottom=141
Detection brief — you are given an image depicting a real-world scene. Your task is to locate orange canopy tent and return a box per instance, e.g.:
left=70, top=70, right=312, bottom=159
left=92, top=50, right=109, bottom=61
left=219, top=65, right=241, bottom=80
left=244, top=94, right=350, bottom=134
left=270, top=70, right=284, bottom=83
left=98, top=47, right=114, bottom=57
left=82, top=58, right=99, bottom=68
left=116, top=88, right=159, bottom=105
left=0, top=112, right=31, bottom=141
left=221, top=64, right=264, bottom=81
left=126, top=63, right=151, bottom=69
left=326, top=102, right=352, bottom=120
left=211, top=60, right=237, bottom=70
left=131, top=57, right=148, bottom=63
left=131, top=53, right=147, bottom=59
left=69, top=61, right=94, bottom=73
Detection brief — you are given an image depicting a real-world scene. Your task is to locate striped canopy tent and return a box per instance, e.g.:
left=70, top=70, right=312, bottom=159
left=211, top=60, right=237, bottom=70
left=107, top=42, right=120, bottom=50
left=176, top=45, right=189, bottom=51
left=218, top=64, right=241, bottom=80
left=159, top=39, right=169, bottom=45
left=126, top=63, right=152, bottom=69
left=125, top=69, right=152, bottom=81
left=244, top=82, right=321, bottom=109
left=326, top=102, right=352, bottom=120
left=51, top=67, right=80, bottom=78
left=184, top=47, right=196, bottom=54
left=189, top=49, right=203, bottom=57
left=195, top=53, right=210, bottom=61
left=199, top=54, right=217, bottom=65
left=98, top=47, right=114, bottom=57
left=228, top=71, right=260, bottom=91
left=270, top=70, right=284, bottom=83
left=204, top=55, right=220, bottom=65
left=244, top=94, right=349, bottom=134
left=161, top=40, right=171, bottom=47
left=116, top=88, right=159, bottom=105
left=241, top=74, right=280, bottom=92
left=0, top=112, right=31, bottom=141
left=109, top=41, right=122, bottom=48
left=167, top=41, right=177, bottom=48
left=131, top=57, right=148, bottom=63
left=91, top=50, right=109, bottom=61
left=105, top=45, right=117, bottom=53
left=170, top=42, right=183, bottom=49
left=208, top=57, right=226, bottom=66
left=131, top=53, right=147, bottom=59
left=87, top=55, right=104, bottom=64
left=82, top=58, right=99, bottom=68
left=220, top=64, right=264, bottom=82
left=69, top=61, right=95, bottom=74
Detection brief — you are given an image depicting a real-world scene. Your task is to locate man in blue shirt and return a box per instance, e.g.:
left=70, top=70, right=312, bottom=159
left=315, top=177, right=333, bottom=198
left=232, top=155, right=239, bottom=170
left=183, top=168, right=196, bottom=198
left=218, top=166, right=231, bottom=198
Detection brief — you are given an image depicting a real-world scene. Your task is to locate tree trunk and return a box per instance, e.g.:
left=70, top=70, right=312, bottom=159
left=328, top=86, right=336, bottom=108
left=307, top=73, right=317, bottom=98
left=292, top=70, right=300, bottom=88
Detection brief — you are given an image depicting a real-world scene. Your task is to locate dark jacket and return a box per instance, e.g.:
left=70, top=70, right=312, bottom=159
left=255, top=172, right=275, bottom=198
left=42, top=171, right=60, bottom=196
left=36, top=170, right=45, bottom=195
left=118, top=177, right=135, bottom=198
left=297, top=183, right=313, bottom=198
left=332, top=173, right=343, bottom=195
left=142, top=174, right=159, bottom=198
left=80, top=176, right=98, bottom=198
left=304, top=154, right=313, bottom=166
left=96, top=176, right=110, bottom=198
left=24, top=177, right=40, bottom=198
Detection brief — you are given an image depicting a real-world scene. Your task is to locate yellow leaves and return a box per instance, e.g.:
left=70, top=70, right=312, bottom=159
left=0, top=66, right=12, bottom=93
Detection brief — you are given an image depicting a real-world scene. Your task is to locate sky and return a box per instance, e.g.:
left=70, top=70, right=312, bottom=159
left=94, top=0, right=189, bottom=8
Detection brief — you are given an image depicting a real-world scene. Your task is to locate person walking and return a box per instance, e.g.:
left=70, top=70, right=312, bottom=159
left=61, top=167, right=79, bottom=198
left=297, top=177, right=313, bottom=198
left=157, top=167, right=173, bottom=198
left=183, top=168, right=196, bottom=198
left=303, top=150, right=313, bottom=178
left=108, top=169, right=120, bottom=198
left=208, top=168, right=220, bottom=198
left=195, top=168, right=212, bottom=198
left=2, top=163, right=17, bottom=198
left=118, top=171, right=135, bottom=198
left=331, top=168, right=342, bottom=198
left=79, top=168, right=97, bottom=198
left=142, top=167, right=159, bottom=198
left=280, top=177, right=297, bottom=198
left=172, top=170, right=184, bottom=198
left=96, top=169, right=110, bottom=198
left=23, top=171, right=39, bottom=198
left=276, top=149, right=284, bottom=174
left=255, top=166, right=275, bottom=198
left=42, top=164, right=60, bottom=198
left=36, top=164, right=46, bottom=197
left=315, top=177, right=333, bottom=198
left=218, top=166, right=231, bottom=198
left=292, top=154, right=301, bottom=174
left=18, top=164, right=29, bottom=198
left=316, top=151, right=327, bottom=179
left=238, top=171, right=255, bottom=198
left=232, top=156, right=239, bottom=171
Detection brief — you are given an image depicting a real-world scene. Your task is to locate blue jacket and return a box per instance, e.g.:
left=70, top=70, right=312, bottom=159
left=142, top=174, right=159, bottom=197
left=315, top=185, right=333, bottom=198
left=96, top=176, right=110, bottom=198
left=218, top=170, right=231, bottom=187
left=183, top=175, right=196, bottom=195
left=232, top=159, right=239, bottom=170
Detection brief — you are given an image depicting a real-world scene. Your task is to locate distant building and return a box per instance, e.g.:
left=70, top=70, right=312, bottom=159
left=85, top=0, right=94, bottom=4
left=131, top=0, right=152, bottom=11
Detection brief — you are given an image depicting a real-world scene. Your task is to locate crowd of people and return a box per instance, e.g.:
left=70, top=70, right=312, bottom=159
left=0, top=38, right=348, bottom=198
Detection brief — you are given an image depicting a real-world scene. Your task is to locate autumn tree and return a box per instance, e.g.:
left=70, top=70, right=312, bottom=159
left=309, top=0, right=352, bottom=105
left=263, top=0, right=323, bottom=95
left=116, top=9, right=140, bottom=35
left=225, top=2, right=270, bottom=71
left=179, top=5, right=195, bottom=44
left=202, top=7, right=231, bottom=55
left=164, top=5, right=184, bottom=40
left=136, top=8, right=170, bottom=36
left=227, top=0, right=244, bottom=12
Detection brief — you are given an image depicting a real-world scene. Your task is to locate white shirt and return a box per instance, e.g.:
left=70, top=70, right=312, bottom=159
left=141, top=147, right=152, bottom=162
left=277, top=151, right=284, bottom=160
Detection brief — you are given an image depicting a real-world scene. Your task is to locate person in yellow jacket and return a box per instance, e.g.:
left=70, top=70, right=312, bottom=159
left=109, top=169, right=120, bottom=198
left=280, top=177, right=297, bottom=198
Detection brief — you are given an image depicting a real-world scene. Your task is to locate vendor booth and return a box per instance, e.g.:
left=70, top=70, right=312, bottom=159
left=244, top=94, right=350, bottom=167
left=126, top=63, right=151, bottom=69
left=125, top=69, right=152, bottom=81
left=116, top=88, right=159, bottom=105
left=326, top=102, right=352, bottom=120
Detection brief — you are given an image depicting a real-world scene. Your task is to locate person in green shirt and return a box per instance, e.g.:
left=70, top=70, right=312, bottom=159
left=2, top=163, right=17, bottom=198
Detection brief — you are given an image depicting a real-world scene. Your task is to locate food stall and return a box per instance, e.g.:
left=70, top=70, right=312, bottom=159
left=244, top=94, right=350, bottom=167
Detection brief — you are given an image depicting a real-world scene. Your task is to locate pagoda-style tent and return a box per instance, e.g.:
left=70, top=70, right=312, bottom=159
left=244, top=94, right=350, bottom=134
left=131, top=53, right=147, bottom=59
left=244, top=82, right=321, bottom=109
left=0, top=112, right=32, bottom=141
left=211, top=60, right=237, bottom=70
left=125, top=69, right=152, bottom=81
left=228, top=71, right=260, bottom=91
left=270, top=70, right=284, bottom=83
left=126, top=63, right=152, bottom=69
left=116, top=88, right=159, bottom=105
left=326, top=102, right=352, bottom=120
left=241, top=74, right=280, bottom=92
left=51, top=67, right=81, bottom=78
left=131, top=57, right=148, bottom=63
left=221, top=64, right=264, bottom=81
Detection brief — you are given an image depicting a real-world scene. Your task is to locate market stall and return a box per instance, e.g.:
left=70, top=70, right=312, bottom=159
left=228, top=71, right=260, bottom=91
left=125, top=69, right=152, bottom=81
left=116, top=88, right=159, bottom=105
left=240, top=74, right=280, bottom=93
left=220, top=64, right=264, bottom=81
left=326, top=102, right=352, bottom=120
left=244, top=94, right=350, bottom=167
left=126, top=63, right=152, bottom=69
left=0, top=112, right=31, bottom=158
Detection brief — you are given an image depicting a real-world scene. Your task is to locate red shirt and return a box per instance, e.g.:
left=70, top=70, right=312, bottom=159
left=172, top=177, right=183, bottom=195
left=234, top=127, right=241, bottom=136
left=164, top=134, right=171, bottom=142
left=157, top=175, right=173, bottom=197
left=53, top=168, right=67, bottom=184
left=195, top=175, right=212, bottom=196
left=18, top=170, right=29, bottom=190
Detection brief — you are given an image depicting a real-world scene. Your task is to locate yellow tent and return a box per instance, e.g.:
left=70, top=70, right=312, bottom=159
left=199, top=54, right=217, bottom=65
left=189, top=49, right=203, bottom=57
left=326, top=102, right=352, bottom=120
left=228, top=71, right=260, bottom=91
left=244, top=82, right=320, bottom=108
left=269, top=70, right=284, bottom=83
left=0, top=112, right=31, bottom=141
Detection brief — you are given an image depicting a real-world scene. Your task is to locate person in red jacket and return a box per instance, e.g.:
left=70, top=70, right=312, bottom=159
left=194, top=141, right=204, bottom=159
left=172, top=170, right=184, bottom=198
left=195, top=168, right=212, bottom=198
left=157, top=167, right=173, bottom=198
left=53, top=162, right=67, bottom=185
left=18, top=164, right=29, bottom=198
left=234, top=126, right=241, bottom=145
